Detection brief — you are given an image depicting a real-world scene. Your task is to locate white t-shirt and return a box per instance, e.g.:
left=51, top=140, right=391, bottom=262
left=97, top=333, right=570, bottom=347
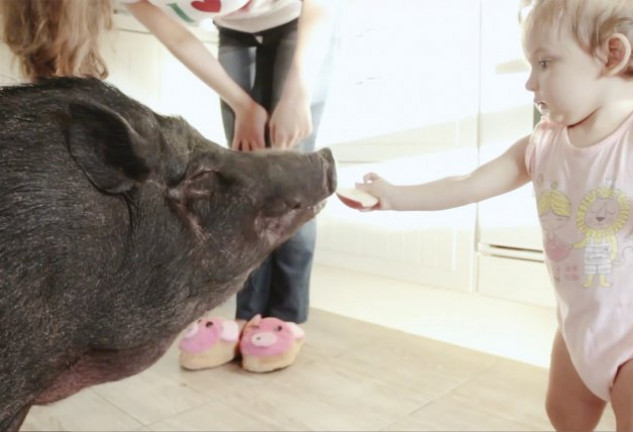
left=121, top=0, right=302, bottom=33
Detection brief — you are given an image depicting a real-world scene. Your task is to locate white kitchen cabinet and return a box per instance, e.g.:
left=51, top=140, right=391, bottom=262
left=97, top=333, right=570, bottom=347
left=316, top=0, right=554, bottom=307
left=477, top=0, right=541, bottom=252
left=315, top=0, right=481, bottom=292
left=475, top=0, right=552, bottom=307
left=319, top=0, right=481, bottom=161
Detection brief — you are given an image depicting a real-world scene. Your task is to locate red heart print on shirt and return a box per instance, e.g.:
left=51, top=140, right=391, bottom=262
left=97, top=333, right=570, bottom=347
left=191, top=0, right=222, bottom=12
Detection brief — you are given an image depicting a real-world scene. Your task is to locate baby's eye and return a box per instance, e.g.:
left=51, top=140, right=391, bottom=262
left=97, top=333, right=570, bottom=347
left=538, top=60, right=550, bottom=69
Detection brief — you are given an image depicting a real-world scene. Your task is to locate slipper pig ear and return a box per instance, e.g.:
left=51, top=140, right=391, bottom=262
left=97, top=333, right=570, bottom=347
left=246, top=314, right=262, bottom=328
left=60, top=101, right=151, bottom=194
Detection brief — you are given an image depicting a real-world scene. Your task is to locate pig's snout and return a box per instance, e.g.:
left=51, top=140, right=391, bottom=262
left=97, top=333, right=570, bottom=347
left=314, top=147, right=337, bottom=195
left=264, top=148, right=337, bottom=216
left=250, top=332, right=278, bottom=347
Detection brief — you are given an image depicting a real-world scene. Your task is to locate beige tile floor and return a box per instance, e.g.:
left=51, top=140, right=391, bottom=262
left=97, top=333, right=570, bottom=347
left=22, top=307, right=617, bottom=432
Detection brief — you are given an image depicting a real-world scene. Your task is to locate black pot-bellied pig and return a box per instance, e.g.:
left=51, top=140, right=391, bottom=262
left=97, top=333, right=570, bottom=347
left=0, top=77, right=336, bottom=431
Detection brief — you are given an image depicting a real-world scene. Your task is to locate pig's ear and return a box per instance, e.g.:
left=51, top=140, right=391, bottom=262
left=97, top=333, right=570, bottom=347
left=61, top=101, right=151, bottom=194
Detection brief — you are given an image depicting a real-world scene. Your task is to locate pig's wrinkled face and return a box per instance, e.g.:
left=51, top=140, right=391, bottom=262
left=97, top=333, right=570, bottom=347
left=158, top=118, right=337, bottom=278
left=195, top=149, right=335, bottom=270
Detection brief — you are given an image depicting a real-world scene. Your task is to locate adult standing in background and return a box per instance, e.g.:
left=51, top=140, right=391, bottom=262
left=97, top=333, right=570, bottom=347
left=123, top=0, right=339, bottom=350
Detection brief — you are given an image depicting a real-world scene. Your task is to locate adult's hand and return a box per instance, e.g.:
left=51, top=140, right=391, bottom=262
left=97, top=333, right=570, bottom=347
left=232, top=101, right=268, bottom=152
left=269, top=88, right=312, bottom=150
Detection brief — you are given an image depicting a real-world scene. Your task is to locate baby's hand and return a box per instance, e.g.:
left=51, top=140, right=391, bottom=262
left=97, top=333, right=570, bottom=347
left=355, top=172, right=396, bottom=211
left=333, top=172, right=391, bottom=211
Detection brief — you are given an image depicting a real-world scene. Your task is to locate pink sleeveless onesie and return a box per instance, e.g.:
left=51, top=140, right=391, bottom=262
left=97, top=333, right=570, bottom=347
left=526, top=113, right=633, bottom=401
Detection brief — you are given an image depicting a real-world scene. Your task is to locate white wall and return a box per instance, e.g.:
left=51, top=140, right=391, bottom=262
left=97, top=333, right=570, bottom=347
left=103, top=12, right=226, bottom=145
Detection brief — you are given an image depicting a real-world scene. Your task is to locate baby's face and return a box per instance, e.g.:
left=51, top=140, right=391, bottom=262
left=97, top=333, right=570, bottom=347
left=523, top=26, right=606, bottom=127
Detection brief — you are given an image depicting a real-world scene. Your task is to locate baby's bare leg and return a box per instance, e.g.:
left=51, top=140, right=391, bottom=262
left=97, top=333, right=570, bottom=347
left=611, top=359, right=633, bottom=431
left=546, top=330, right=606, bottom=431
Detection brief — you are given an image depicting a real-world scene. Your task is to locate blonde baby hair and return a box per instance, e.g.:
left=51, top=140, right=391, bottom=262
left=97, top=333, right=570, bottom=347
left=0, top=0, right=113, bottom=82
left=519, top=0, right=633, bottom=76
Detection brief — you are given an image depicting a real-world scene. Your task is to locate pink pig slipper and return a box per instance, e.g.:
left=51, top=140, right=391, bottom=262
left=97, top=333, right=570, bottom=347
left=239, top=315, right=305, bottom=373
left=178, top=317, right=240, bottom=370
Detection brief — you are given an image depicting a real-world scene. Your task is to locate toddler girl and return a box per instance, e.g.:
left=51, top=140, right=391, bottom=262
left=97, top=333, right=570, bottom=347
left=357, top=1, right=633, bottom=430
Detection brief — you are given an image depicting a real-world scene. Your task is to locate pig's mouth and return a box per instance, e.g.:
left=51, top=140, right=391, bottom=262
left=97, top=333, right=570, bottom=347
left=256, top=200, right=327, bottom=246
left=309, top=200, right=327, bottom=213
left=255, top=147, right=336, bottom=246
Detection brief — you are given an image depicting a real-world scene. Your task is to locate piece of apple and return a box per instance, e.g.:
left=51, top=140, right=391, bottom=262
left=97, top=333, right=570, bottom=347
left=336, top=187, right=379, bottom=209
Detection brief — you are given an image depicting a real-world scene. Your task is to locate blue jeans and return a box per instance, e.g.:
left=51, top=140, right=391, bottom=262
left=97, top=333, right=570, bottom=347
left=217, top=19, right=335, bottom=323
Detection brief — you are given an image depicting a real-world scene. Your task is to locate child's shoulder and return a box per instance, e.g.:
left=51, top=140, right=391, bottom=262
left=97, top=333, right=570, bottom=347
left=530, top=118, right=565, bottom=147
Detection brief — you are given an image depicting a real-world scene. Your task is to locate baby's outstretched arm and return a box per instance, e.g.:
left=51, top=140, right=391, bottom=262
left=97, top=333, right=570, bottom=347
left=356, top=135, right=532, bottom=211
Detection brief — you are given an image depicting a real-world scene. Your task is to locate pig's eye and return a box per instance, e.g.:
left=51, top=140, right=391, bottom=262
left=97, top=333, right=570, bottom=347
left=186, top=168, right=219, bottom=186
left=191, top=170, right=213, bottom=181
left=205, top=321, right=214, bottom=328
left=274, top=325, right=283, bottom=332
